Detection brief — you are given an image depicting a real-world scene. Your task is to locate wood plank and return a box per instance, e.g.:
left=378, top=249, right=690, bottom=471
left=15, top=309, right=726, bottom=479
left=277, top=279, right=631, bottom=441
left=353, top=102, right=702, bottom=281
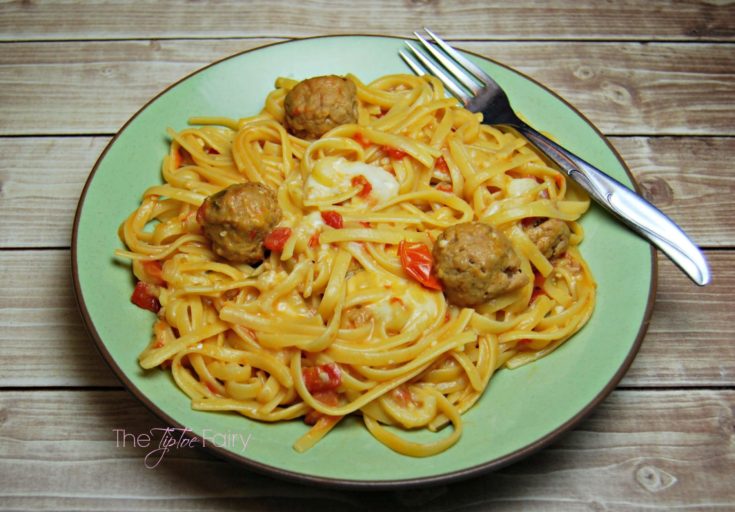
left=0, top=249, right=732, bottom=388
left=461, top=41, right=735, bottom=137
left=1, top=136, right=731, bottom=249
left=0, top=137, right=108, bottom=248
left=621, top=251, right=735, bottom=387
left=1, top=40, right=733, bottom=136
left=0, top=38, right=280, bottom=136
left=0, top=389, right=733, bottom=509
left=0, top=0, right=733, bottom=42
left=609, top=136, right=735, bottom=247
left=0, top=250, right=117, bottom=387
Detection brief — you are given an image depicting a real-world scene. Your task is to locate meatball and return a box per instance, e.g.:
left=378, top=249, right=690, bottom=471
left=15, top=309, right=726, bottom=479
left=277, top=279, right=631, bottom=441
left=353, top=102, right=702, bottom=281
left=197, top=182, right=281, bottom=264
left=433, top=222, right=528, bottom=307
left=284, top=75, right=358, bottom=140
left=524, top=218, right=570, bottom=259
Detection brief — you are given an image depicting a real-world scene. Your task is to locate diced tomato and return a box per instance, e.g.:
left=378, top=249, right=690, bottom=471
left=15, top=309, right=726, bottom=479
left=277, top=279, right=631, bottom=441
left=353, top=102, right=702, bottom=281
left=351, top=175, right=372, bottom=198
left=131, top=281, right=161, bottom=313
left=303, top=390, right=340, bottom=425
left=533, top=270, right=546, bottom=288
left=308, top=231, right=321, bottom=248
left=435, top=156, right=449, bottom=174
left=436, top=182, right=453, bottom=192
left=263, top=227, right=292, bottom=252
left=313, top=390, right=340, bottom=406
left=359, top=221, right=371, bottom=228
left=142, top=260, right=165, bottom=286
left=172, top=148, right=181, bottom=169
left=174, top=147, right=194, bottom=168
left=353, top=132, right=371, bottom=148
left=384, top=146, right=407, bottom=160
left=302, top=363, right=342, bottom=394
left=516, top=339, right=535, bottom=352
left=398, top=240, right=443, bottom=291
left=321, top=210, right=343, bottom=229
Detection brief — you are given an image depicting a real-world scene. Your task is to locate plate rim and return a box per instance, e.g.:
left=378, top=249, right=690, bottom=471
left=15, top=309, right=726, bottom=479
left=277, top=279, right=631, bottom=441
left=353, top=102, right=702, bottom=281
left=71, top=34, right=658, bottom=489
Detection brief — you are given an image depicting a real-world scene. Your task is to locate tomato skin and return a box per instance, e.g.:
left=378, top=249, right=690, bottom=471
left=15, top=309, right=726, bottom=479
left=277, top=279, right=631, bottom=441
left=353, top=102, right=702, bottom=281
left=517, top=338, right=532, bottom=346
left=351, top=175, right=372, bottom=198
left=384, top=146, right=407, bottom=160
left=321, top=210, right=343, bottom=229
left=435, top=156, right=449, bottom=173
left=303, top=390, right=340, bottom=425
left=263, top=227, right=292, bottom=252
left=302, top=363, right=342, bottom=394
left=398, top=240, right=443, bottom=291
left=131, top=281, right=161, bottom=313
left=141, top=260, right=165, bottom=286
left=353, top=132, right=371, bottom=148
left=308, top=231, right=320, bottom=248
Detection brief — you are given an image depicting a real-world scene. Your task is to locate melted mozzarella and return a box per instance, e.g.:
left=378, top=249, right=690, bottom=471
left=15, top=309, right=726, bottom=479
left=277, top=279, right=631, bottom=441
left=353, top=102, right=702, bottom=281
left=507, top=177, right=539, bottom=197
left=346, top=269, right=440, bottom=335
left=305, top=156, right=399, bottom=203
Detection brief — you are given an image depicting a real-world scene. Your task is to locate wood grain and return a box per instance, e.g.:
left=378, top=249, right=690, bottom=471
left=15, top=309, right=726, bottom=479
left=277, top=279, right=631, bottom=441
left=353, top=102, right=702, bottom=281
left=1, top=2, right=732, bottom=507
left=0, top=250, right=114, bottom=387
left=1, top=0, right=733, bottom=42
left=0, top=249, right=732, bottom=388
left=1, top=136, right=731, bottom=249
left=610, top=136, right=735, bottom=247
left=0, top=389, right=733, bottom=509
left=621, top=251, right=735, bottom=387
left=1, top=40, right=733, bottom=136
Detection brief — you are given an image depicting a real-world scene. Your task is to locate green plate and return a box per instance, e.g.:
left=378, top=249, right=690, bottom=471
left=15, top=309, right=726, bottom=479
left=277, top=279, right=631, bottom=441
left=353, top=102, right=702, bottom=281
left=72, top=35, right=655, bottom=488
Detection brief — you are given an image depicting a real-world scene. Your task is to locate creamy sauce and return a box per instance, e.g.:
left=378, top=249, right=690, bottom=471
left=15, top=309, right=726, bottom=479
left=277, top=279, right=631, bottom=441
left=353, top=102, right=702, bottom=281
left=305, top=156, right=399, bottom=203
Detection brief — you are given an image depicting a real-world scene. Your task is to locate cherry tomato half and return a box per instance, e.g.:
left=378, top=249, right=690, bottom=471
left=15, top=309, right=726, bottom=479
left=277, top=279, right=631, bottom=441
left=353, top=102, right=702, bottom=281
left=398, top=240, right=443, bottom=291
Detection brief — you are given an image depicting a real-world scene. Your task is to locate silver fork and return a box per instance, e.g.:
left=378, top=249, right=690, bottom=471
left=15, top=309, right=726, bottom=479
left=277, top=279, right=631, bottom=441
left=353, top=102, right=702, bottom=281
left=401, top=28, right=710, bottom=286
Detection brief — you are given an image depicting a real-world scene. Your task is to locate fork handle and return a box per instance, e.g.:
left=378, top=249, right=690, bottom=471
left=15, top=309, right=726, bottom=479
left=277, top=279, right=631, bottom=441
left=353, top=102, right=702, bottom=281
left=516, top=124, right=711, bottom=286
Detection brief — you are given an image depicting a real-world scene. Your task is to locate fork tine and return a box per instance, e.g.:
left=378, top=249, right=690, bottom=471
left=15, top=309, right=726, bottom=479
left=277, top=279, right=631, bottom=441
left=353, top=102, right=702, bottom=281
left=423, top=28, right=497, bottom=87
left=413, top=31, right=482, bottom=95
left=398, top=49, right=425, bottom=77
left=402, top=43, right=472, bottom=105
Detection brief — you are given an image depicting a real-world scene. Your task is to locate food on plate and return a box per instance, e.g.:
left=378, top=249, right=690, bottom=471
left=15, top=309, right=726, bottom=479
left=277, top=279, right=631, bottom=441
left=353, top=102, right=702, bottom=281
left=433, top=222, right=528, bottom=308
left=284, top=75, right=358, bottom=139
left=116, top=73, right=596, bottom=457
left=523, top=217, right=571, bottom=260
left=197, top=182, right=282, bottom=264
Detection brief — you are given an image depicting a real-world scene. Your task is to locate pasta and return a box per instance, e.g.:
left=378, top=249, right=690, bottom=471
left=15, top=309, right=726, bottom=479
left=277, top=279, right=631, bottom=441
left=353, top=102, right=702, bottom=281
left=116, top=73, right=596, bottom=457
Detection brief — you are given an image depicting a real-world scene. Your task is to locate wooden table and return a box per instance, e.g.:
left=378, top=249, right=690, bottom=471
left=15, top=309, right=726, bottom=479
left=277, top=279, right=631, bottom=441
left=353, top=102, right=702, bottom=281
left=1, top=1, right=733, bottom=509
